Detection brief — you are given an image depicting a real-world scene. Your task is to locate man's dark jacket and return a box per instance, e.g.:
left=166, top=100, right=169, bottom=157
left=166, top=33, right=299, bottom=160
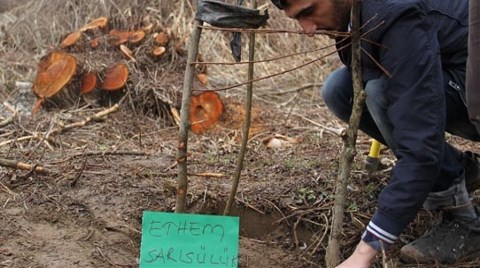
left=337, top=0, right=468, bottom=245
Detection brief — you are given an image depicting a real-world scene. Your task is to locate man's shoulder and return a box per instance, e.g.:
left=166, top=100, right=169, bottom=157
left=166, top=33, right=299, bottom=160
left=362, top=0, right=468, bottom=20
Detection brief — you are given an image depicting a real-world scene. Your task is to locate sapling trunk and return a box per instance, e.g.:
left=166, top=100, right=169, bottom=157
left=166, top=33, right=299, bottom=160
left=325, top=1, right=365, bottom=267
left=176, top=20, right=204, bottom=213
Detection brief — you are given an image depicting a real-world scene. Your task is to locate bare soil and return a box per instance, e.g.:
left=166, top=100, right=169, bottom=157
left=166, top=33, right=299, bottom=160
left=2, top=1, right=480, bottom=268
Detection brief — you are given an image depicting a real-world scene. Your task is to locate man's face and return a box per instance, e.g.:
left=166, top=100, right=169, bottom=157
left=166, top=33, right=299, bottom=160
left=281, top=0, right=351, bottom=36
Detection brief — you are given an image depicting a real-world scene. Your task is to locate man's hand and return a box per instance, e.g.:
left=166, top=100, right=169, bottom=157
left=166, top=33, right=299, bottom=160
left=335, top=240, right=378, bottom=268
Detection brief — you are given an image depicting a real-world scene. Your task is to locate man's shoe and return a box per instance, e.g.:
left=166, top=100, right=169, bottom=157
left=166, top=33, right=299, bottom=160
left=462, top=151, right=480, bottom=192
left=399, top=219, right=480, bottom=264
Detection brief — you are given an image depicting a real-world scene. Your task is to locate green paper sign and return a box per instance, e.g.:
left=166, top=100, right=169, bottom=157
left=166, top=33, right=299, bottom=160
left=140, top=211, right=239, bottom=268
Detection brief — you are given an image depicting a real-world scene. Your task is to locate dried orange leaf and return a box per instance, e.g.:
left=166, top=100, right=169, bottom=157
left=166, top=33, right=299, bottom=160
left=196, top=73, right=208, bottom=86
left=129, top=30, right=145, bottom=44
left=90, top=37, right=101, bottom=49
left=154, top=32, right=170, bottom=46
left=152, top=46, right=166, bottom=57
left=33, top=52, right=77, bottom=98
left=31, top=99, right=43, bottom=115
left=79, top=17, right=108, bottom=32
left=120, top=45, right=136, bottom=62
left=109, top=29, right=130, bottom=46
left=59, top=32, right=82, bottom=49
left=189, top=91, right=223, bottom=134
left=142, top=22, right=154, bottom=33
left=101, top=63, right=129, bottom=91
left=80, top=72, right=97, bottom=94
left=262, top=134, right=302, bottom=149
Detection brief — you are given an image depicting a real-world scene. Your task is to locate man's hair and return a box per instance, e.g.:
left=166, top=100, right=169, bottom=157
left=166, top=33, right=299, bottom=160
left=270, top=0, right=289, bottom=10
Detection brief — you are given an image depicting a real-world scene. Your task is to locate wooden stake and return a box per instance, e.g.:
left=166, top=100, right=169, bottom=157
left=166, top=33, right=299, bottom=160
left=224, top=0, right=257, bottom=216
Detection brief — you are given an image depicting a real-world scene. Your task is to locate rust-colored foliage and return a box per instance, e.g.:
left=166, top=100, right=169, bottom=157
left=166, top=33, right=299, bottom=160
left=129, top=30, right=145, bottom=44
left=32, top=51, right=77, bottom=114
left=142, top=22, right=154, bottom=33
left=109, top=30, right=131, bottom=46
left=90, top=37, right=101, bottom=49
left=154, top=31, right=170, bottom=46
left=80, top=72, right=97, bottom=94
left=189, top=91, right=223, bottom=134
left=33, top=52, right=77, bottom=98
left=60, top=32, right=82, bottom=49
left=196, top=73, right=208, bottom=86
left=79, top=17, right=108, bottom=32
left=120, top=45, right=136, bottom=62
left=152, top=46, right=166, bottom=57
left=101, top=63, right=129, bottom=91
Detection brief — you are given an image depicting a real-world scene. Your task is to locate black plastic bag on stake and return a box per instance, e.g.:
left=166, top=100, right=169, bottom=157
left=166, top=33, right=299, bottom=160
left=196, top=0, right=269, bottom=62
left=230, top=0, right=244, bottom=62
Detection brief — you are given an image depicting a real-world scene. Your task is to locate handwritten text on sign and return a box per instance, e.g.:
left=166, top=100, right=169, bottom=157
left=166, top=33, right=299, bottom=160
left=140, top=211, right=239, bottom=267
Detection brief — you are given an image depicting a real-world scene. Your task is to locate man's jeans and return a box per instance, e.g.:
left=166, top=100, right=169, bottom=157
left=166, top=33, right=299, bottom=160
left=321, top=66, right=480, bottom=191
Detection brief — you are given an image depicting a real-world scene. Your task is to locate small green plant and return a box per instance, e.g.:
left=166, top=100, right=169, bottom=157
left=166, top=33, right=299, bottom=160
left=296, top=187, right=316, bottom=203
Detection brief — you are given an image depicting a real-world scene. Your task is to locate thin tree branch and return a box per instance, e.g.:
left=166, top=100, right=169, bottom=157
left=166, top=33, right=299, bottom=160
left=190, top=42, right=338, bottom=66
left=199, top=25, right=350, bottom=37
left=194, top=42, right=352, bottom=93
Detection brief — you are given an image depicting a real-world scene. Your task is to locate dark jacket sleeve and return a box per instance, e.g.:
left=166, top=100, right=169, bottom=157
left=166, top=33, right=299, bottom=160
left=363, top=7, right=446, bottom=245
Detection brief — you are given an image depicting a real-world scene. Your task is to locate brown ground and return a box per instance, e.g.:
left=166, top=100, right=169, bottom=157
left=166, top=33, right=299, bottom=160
left=2, top=1, right=480, bottom=268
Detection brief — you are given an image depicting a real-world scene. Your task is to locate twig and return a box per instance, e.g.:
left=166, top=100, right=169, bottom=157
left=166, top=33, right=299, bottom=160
left=293, top=113, right=345, bottom=136
left=199, top=25, right=350, bottom=37
left=191, top=43, right=337, bottom=66
left=0, top=105, right=119, bottom=148
left=0, top=135, right=36, bottom=147
left=235, top=197, right=265, bottom=215
left=262, top=198, right=291, bottom=227
left=130, top=171, right=226, bottom=178
left=0, top=112, right=16, bottom=127
left=70, top=154, right=87, bottom=187
left=196, top=42, right=351, bottom=93
left=2, top=101, right=18, bottom=113
left=0, top=181, right=18, bottom=198
left=361, top=47, right=392, bottom=78
left=258, top=83, right=316, bottom=96
left=47, top=104, right=119, bottom=138
left=0, top=158, right=49, bottom=174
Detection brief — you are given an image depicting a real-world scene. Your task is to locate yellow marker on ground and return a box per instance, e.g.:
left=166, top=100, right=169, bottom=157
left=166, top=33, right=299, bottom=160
left=365, top=139, right=382, bottom=172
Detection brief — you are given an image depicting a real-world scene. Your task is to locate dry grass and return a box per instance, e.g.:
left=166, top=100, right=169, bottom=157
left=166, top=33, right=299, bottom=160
left=0, top=0, right=340, bottom=107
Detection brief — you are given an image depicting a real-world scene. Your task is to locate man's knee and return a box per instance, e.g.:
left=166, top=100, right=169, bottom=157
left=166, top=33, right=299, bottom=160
left=320, top=67, right=352, bottom=108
